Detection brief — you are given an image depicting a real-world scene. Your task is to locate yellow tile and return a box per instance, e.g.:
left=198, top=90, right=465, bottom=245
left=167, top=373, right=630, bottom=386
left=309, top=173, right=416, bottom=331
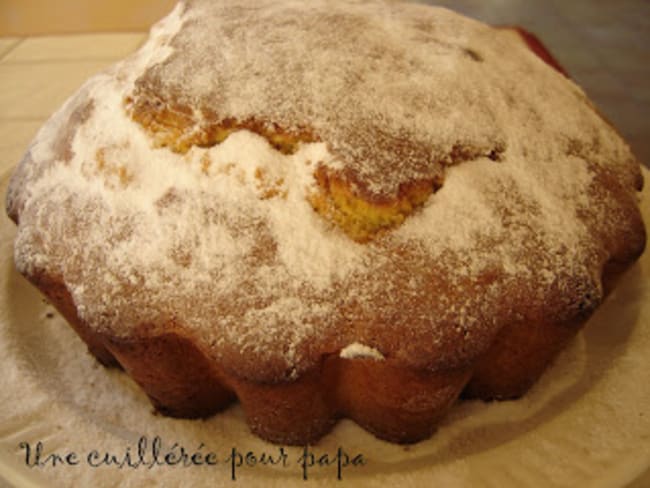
left=0, top=61, right=113, bottom=119
left=0, top=37, right=21, bottom=59
left=0, top=120, right=42, bottom=175
left=2, top=33, right=145, bottom=63
left=1, top=0, right=176, bottom=36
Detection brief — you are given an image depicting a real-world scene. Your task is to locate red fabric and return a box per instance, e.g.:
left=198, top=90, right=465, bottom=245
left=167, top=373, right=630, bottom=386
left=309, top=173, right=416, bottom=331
left=499, top=26, right=569, bottom=77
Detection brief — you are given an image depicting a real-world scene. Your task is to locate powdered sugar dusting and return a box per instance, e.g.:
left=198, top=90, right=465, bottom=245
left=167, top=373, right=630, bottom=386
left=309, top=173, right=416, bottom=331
left=132, top=0, right=511, bottom=199
left=340, top=343, right=385, bottom=361
left=6, top=0, right=645, bottom=378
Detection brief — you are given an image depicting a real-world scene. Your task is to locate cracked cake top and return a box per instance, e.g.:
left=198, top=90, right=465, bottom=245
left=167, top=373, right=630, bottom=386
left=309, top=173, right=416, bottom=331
left=6, top=0, right=645, bottom=381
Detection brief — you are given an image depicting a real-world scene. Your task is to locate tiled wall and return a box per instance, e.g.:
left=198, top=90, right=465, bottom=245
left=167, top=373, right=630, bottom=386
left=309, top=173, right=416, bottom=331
left=0, top=0, right=175, bottom=36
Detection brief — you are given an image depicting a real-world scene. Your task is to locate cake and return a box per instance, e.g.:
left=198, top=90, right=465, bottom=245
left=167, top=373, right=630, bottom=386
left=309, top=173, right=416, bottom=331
left=5, top=0, right=646, bottom=445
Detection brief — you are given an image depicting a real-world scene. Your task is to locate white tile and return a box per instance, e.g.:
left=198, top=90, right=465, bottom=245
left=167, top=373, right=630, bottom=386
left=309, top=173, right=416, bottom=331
left=571, top=69, right=628, bottom=99
left=612, top=72, right=650, bottom=104
left=578, top=25, right=647, bottom=52
left=586, top=95, right=650, bottom=165
left=552, top=47, right=603, bottom=75
left=553, top=0, right=650, bottom=31
left=595, top=98, right=650, bottom=139
left=0, top=61, right=114, bottom=119
left=0, top=38, right=22, bottom=59
left=528, top=24, right=588, bottom=62
left=1, top=33, right=145, bottom=63
left=627, top=134, right=650, bottom=167
left=596, top=45, right=650, bottom=79
left=0, top=120, right=42, bottom=176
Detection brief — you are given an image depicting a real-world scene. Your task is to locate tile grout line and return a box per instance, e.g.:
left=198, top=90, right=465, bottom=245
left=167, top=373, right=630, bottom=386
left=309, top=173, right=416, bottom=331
left=1, top=57, right=133, bottom=66
left=0, top=117, right=48, bottom=123
left=0, top=32, right=146, bottom=65
left=0, top=38, right=25, bottom=62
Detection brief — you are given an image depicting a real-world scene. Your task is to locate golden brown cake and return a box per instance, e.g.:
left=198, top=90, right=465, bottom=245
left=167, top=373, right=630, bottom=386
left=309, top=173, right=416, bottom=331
left=5, top=0, right=646, bottom=445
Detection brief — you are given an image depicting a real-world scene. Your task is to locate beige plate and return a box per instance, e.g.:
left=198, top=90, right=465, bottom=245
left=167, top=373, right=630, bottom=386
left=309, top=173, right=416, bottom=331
left=0, top=168, right=649, bottom=488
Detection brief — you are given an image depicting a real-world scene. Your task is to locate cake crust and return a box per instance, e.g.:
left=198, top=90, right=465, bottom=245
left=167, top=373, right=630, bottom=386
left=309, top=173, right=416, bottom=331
left=5, top=0, right=646, bottom=444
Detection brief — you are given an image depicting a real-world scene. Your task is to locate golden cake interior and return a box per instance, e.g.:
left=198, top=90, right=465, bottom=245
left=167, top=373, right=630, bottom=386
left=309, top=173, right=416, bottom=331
left=126, top=96, right=444, bottom=242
